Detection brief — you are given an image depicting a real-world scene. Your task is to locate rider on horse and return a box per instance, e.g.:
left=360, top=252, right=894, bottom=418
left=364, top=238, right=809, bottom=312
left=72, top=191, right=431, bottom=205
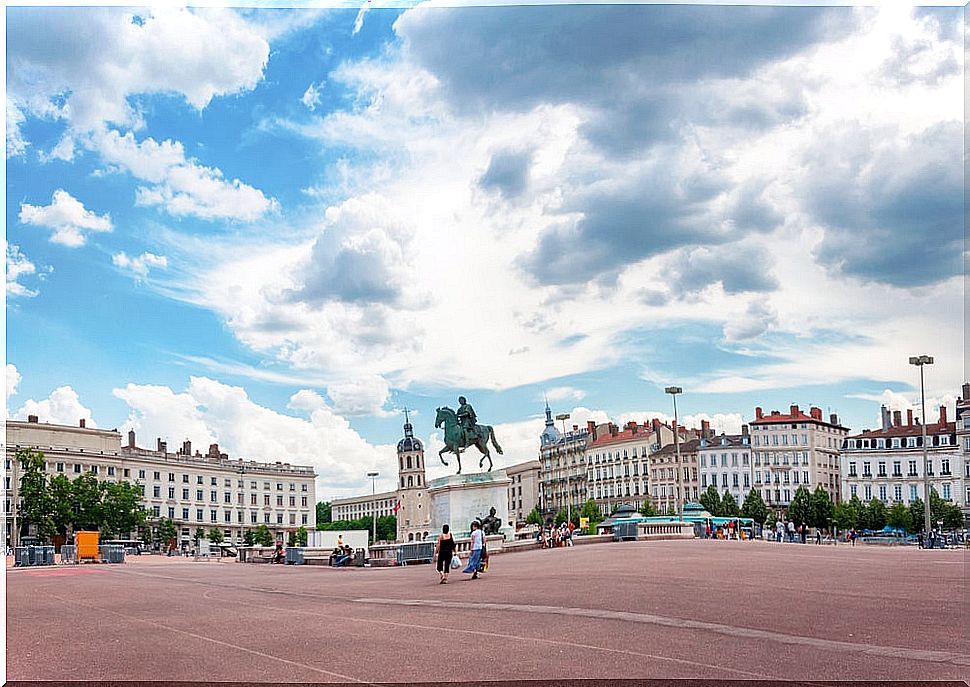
left=457, top=396, right=478, bottom=443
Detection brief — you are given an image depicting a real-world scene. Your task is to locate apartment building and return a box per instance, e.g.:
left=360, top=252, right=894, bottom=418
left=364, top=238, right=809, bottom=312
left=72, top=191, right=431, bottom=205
left=957, top=384, right=970, bottom=515
left=538, top=404, right=590, bottom=518
left=697, top=428, right=752, bottom=506
left=841, top=404, right=960, bottom=508
left=750, top=405, right=847, bottom=508
left=5, top=417, right=316, bottom=547
left=506, top=459, right=541, bottom=526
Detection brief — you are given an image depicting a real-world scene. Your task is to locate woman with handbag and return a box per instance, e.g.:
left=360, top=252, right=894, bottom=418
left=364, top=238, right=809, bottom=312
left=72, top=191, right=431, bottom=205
left=434, top=524, right=457, bottom=584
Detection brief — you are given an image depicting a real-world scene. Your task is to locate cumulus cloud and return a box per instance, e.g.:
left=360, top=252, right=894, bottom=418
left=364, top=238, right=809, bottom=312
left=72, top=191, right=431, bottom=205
left=479, top=149, right=533, bottom=200
left=543, top=386, right=586, bottom=403
left=662, top=244, right=778, bottom=299
left=722, top=301, right=778, bottom=342
left=7, top=243, right=39, bottom=298
left=113, top=377, right=398, bottom=497
left=301, top=82, right=324, bottom=111
left=94, top=129, right=277, bottom=222
left=7, top=7, right=269, bottom=133
left=112, top=251, right=168, bottom=278
left=326, top=376, right=391, bottom=417
left=19, top=190, right=112, bottom=247
left=15, top=386, right=97, bottom=427
left=6, top=100, right=27, bottom=158
left=7, top=364, right=22, bottom=401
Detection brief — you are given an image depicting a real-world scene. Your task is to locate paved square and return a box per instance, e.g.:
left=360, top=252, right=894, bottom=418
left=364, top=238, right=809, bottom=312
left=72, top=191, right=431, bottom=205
left=6, top=540, right=968, bottom=682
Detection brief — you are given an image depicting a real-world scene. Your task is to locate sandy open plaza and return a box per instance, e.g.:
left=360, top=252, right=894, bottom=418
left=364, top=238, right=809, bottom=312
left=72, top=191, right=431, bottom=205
left=6, top=539, right=968, bottom=683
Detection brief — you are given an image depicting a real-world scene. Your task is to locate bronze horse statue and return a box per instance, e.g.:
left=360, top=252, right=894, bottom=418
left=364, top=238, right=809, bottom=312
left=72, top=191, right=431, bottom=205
left=434, top=406, right=503, bottom=474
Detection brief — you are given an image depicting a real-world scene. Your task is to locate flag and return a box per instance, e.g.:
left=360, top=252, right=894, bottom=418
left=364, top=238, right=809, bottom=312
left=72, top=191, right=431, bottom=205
left=393, top=500, right=402, bottom=514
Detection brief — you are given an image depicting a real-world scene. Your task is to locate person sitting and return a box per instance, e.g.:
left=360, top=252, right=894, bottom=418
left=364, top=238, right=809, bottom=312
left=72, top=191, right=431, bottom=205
left=272, top=543, right=285, bottom=564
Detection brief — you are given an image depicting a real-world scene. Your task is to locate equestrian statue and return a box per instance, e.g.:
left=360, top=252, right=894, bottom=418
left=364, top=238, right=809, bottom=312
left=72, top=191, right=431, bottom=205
left=435, top=396, right=503, bottom=474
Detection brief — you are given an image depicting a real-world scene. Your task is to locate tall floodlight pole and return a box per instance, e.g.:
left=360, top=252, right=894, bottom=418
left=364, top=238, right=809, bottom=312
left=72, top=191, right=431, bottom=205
left=665, top=386, right=684, bottom=521
left=556, top=413, right=571, bottom=522
left=909, top=356, right=934, bottom=537
left=367, top=471, right=379, bottom=543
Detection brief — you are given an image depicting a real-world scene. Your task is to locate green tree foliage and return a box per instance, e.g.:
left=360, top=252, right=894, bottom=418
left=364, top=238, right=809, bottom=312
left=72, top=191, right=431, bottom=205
left=863, top=499, right=888, bottom=531
left=157, top=518, right=178, bottom=545
left=525, top=505, right=543, bottom=526
left=252, top=524, right=275, bottom=547
left=639, top=500, right=658, bottom=517
left=71, top=473, right=105, bottom=531
left=787, top=487, right=813, bottom=526
left=242, top=530, right=257, bottom=546
left=315, top=501, right=332, bottom=526
left=193, top=527, right=206, bottom=543
left=834, top=494, right=864, bottom=530
left=580, top=499, right=602, bottom=532
left=887, top=502, right=912, bottom=532
left=699, top=485, right=721, bottom=517
left=740, top=489, right=769, bottom=526
left=48, top=474, right=75, bottom=537
left=17, top=448, right=55, bottom=541
left=207, top=527, right=224, bottom=544
left=554, top=509, right=569, bottom=526
left=907, top=497, right=925, bottom=533
left=720, top=491, right=740, bottom=517
left=101, top=481, right=146, bottom=538
left=810, top=486, right=834, bottom=528
left=294, top=526, right=308, bottom=546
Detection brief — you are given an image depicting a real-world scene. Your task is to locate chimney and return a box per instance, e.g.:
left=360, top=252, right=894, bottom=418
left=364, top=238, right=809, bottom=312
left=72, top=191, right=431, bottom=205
left=755, top=407, right=763, bottom=420
left=880, top=405, right=891, bottom=431
left=27, top=414, right=38, bottom=423
left=128, top=429, right=136, bottom=448
left=586, top=420, right=596, bottom=437
left=810, top=407, right=822, bottom=421
left=652, top=418, right=661, bottom=432
left=157, top=438, right=167, bottom=453
left=609, top=423, right=617, bottom=437
left=893, top=410, right=902, bottom=427
left=701, top=419, right=710, bottom=438
left=907, top=409, right=913, bottom=426
left=939, top=405, right=947, bottom=425
left=790, top=404, right=800, bottom=417
left=79, top=418, right=86, bottom=428
left=182, top=440, right=192, bottom=456
left=741, top=424, right=749, bottom=436
left=963, top=383, right=970, bottom=401
left=572, top=424, right=578, bottom=432
left=829, top=414, right=838, bottom=426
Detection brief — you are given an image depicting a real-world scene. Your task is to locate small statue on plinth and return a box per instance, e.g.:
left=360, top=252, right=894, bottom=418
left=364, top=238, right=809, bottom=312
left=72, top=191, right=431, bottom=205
left=482, top=507, right=502, bottom=536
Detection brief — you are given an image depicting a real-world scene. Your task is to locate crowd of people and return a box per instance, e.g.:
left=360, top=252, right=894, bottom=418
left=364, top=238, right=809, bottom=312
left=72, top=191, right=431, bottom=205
left=539, top=522, right=574, bottom=548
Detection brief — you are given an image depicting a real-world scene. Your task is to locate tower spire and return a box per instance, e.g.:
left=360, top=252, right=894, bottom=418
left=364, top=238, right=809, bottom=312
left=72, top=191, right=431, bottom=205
left=403, top=406, right=414, bottom=438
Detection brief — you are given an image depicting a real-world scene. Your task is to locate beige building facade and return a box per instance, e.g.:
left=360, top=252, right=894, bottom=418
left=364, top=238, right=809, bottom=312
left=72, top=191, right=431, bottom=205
left=5, top=417, right=316, bottom=547
left=697, top=429, right=752, bottom=507
left=505, top=459, right=540, bottom=525
left=750, top=405, right=847, bottom=509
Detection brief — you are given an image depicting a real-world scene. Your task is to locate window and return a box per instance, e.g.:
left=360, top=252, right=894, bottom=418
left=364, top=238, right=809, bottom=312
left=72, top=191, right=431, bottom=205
left=153, top=471, right=161, bottom=480
left=182, top=488, right=189, bottom=499
left=277, top=483, right=283, bottom=491
left=879, top=485, right=887, bottom=502
left=56, top=462, right=64, bottom=472
left=803, top=471, right=809, bottom=484
left=251, top=512, right=258, bottom=524
left=139, top=469, right=146, bottom=479
left=848, top=462, right=857, bottom=477
left=224, top=492, right=232, bottom=504
left=225, top=511, right=232, bottom=523
left=862, top=461, right=871, bottom=477
left=864, top=485, right=872, bottom=500
left=941, top=459, right=950, bottom=475
left=701, top=475, right=707, bottom=488
left=264, top=495, right=270, bottom=506
left=168, top=473, right=175, bottom=482
left=910, top=485, right=918, bottom=501
left=894, top=485, right=902, bottom=502
left=91, top=465, right=99, bottom=474
left=850, top=484, right=857, bottom=497
left=755, top=471, right=761, bottom=484
left=74, top=464, right=81, bottom=474
left=732, top=474, right=739, bottom=487
left=182, top=508, right=190, bottom=519
left=153, top=486, right=160, bottom=498
left=892, top=438, right=901, bottom=448
left=210, top=510, right=217, bottom=522
left=877, top=462, right=886, bottom=477
left=210, top=490, right=217, bottom=502
left=197, top=509, right=203, bottom=521
left=107, top=466, right=115, bottom=476
left=211, top=477, right=217, bottom=486
left=277, top=513, right=283, bottom=524
left=264, top=513, right=271, bottom=523
left=195, top=489, right=202, bottom=501
left=743, top=473, right=750, bottom=487
left=302, top=514, right=308, bottom=525
left=793, top=472, right=800, bottom=484
left=908, top=460, right=918, bottom=476
left=277, top=496, right=283, bottom=507
left=264, top=482, right=270, bottom=490
left=183, top=474, right=189, bottom=483
left=289, top=496, right=296, bottom=507
left=168, top=487, right=175, bottom=499
left=197, top=476, right=204, bottom=485
left=942, top=483, right=952, bottom=501
left=168, top=507, right=175, bottom=518
left=153, top=506, right=160, bottom=517
left=225, top=478, right=232, bottom=487
left=927, top=460, right=934, bottom=476
left=892, top=461, right=901, bottom=477
left=251, top=494, right=257, bottom=505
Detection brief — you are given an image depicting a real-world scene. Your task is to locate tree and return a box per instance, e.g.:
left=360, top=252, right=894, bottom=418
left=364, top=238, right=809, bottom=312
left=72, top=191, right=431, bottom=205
left=809, top=486, right=834, bottom=529
left=554, top=509, right=569, bottom=526
left=252, top=524, right=275, bottom=547
left=886, top=502, right=912, bottom=532
left=787, top=487, right=813, bottom=526
left=243, top=530, right=256, bottom=546
left=639, top=500, right=658, bottom=517
left=316, top=501, right=332, bottom=526
left=157, top=518, right=178, bottom=546
left=525, top=506, right=543, bottom=526
left=376, top=515, right=396, bottom=542
left=207, top=527, right=224, bottom=544
left=48, top=474, right=75, bottom=538
left=71, top=472, right=105, bottom=532
left=720, top=491, right=740, bottom=517
left=741, top=489, right=769, bottom=526
left=699, top=485, right=721, bottom=517
left=193, top=527, right=206, bottom=543
left=834, top=495, right=864, bottom=531
left=580, top=499, right=602, bottom=532
left=907, top=498, right=925, bottom=533
left=101, top=481, right=146, bottom=539
left=17, top=448, right=54, bottom=541
left=863, top=499, right=888, bottom=531
left=294, top=526, right=308, bottom=546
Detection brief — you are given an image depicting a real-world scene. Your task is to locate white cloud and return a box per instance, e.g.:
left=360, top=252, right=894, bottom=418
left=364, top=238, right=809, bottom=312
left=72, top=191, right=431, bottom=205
left=6, top=100, right=27, bottom=158
left=8, top=7, right=269, bottom=133
left=19, top=190, right=112, bottom=247
left=352, top=5, right=369, bottom=35
left=326, top=376, right=392, bottom=416
left=6, top=243, right=39, bottom=298
left=7, top=364, right=22, bottom=404
left=112, top=251, right=168, bottom=279
left=15, top=386, right=97, bottom=427
left=113, top=377, right=398, bottom=498
left=543, top=386, right=587, bottom=402
left=301, top=82, right=323, bottom=111
left=94, top=129, right=277, bottom=222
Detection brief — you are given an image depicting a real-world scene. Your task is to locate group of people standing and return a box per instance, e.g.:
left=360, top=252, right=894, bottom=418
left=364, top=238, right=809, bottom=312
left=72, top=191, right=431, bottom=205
left=433, top=520, right=489, bottom=584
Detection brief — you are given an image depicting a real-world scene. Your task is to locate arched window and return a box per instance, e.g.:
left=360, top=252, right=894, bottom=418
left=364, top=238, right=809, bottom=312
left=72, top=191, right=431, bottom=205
left=401, top=477, right=405, bottom=488
left=417, top=475, right=421, bottom=486
left=399, top=456, right=403, bottom=470
left=406, top=456, right=412, bottom=470
left=408, top=475, right=413, bottom=488
left=417, top=456, right=421, bottom=469
left=408, top=533, right=414, bottom=542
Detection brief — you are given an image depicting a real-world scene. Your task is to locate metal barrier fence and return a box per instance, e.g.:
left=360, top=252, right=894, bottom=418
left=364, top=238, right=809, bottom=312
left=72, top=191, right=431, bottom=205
left=14, top=545, right=55, bottom=567
left=285, top=548, right=305, bottom=565
left=60, top=545, right=78, bottom=564
left=396, top=541, right=435, bottom=566
left=98, top=544, right=125, bottom=564
left=613, top=521, right=639, bottom=541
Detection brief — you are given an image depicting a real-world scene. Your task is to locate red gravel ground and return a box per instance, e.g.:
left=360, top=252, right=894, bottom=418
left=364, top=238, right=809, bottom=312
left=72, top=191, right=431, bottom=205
left=6, top=539, right=969, bottom=683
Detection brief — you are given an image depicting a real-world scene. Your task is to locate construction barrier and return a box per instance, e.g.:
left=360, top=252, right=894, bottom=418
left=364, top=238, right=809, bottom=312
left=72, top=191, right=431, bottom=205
left=396, top=541, right=435, bottom=566
left=285, top=547, right=305, bottom=565
left=60, top=545, right=78, bottom=564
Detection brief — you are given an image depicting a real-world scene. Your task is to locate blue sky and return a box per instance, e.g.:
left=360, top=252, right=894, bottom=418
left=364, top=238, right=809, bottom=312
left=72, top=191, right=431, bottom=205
left=6, top=4, right=964, bottom=499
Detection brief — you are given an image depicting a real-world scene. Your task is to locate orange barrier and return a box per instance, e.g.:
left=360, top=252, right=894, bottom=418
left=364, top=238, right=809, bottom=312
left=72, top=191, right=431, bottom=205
left=76, top=531, right=99, bottom=561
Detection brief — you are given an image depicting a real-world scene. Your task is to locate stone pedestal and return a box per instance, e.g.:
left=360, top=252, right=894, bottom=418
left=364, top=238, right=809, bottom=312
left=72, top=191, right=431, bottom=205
left=427, top=470, right=514, bottom=541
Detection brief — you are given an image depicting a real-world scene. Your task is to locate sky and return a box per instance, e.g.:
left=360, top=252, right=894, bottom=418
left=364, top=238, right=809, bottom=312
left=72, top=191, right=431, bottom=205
left=5, top=3, right=965, bottom=501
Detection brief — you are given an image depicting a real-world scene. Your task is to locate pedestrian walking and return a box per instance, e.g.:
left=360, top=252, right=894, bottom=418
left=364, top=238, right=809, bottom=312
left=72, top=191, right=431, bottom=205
left=775, top=519, right=784, bottom=543
left=815, top=528, right=822, bottom=545
left=434, top=524, right=457, bottom=584
left=462, top=520, right=484, bottom=580
left=917, top=531, right=924, bottom=549
left=850, top=528, right=857, bottom=547
left=787, top=520, right=796, bottom=542
left=800, top=522, right=807, bottom=544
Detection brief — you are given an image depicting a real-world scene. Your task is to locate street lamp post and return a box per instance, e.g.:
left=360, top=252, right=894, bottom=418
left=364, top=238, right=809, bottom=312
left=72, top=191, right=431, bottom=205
left=556, top=413, right=571, bottom=521
left=367, top=471, right=379, bottom=544
left=665, top=386, right=684, bottom=522
left=909, top=355, right=934, bottom=537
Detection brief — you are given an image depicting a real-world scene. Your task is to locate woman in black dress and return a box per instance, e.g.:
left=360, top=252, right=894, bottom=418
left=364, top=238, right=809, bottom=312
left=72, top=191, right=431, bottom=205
left=434, top=524, right=457, bottom=584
